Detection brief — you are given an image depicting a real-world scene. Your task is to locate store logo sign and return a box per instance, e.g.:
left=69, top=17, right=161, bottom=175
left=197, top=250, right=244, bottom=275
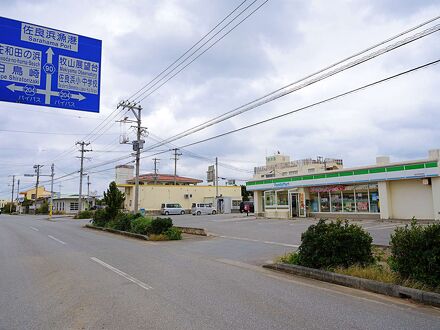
left=274, top=182, right=290, bottom=188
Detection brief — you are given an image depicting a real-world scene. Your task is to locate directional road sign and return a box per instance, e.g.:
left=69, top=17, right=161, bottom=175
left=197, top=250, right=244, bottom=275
left=0, top=17, right=102, bottom=113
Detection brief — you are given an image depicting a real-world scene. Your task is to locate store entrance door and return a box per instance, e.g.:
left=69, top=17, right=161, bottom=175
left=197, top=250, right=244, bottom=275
left=291, top=193, right=299, bottom=217
left=290, top=191, right=306, bottom=218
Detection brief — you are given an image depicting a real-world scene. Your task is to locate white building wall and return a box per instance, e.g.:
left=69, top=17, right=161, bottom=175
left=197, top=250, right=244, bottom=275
left=389, top=179, right=434, bottom=220
left=431, top=177, right=440, bottom=221
left=378, top=181, right=392, bottom=220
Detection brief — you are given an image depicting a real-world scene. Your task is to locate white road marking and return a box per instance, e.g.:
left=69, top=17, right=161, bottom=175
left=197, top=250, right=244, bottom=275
left=90, top=257, right=153, bottom=290
left=47, top=235, right=66, bottom=245
left=216, top=234, right=299, bottom=248
left=30, top=226, right=39, bottom=231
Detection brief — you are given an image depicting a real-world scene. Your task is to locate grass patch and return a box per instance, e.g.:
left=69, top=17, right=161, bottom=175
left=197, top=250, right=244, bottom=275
left=148, top=234, right=168, bottom=241
left=334, top=264, right=398, bottom=284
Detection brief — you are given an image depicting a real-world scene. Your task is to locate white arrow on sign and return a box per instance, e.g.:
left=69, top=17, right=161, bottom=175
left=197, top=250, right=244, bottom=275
left=46, top=47, right=54, bottom=64
left=6, top=83, right=24, bottom=92
left=6, top=48, right=86, bottom=104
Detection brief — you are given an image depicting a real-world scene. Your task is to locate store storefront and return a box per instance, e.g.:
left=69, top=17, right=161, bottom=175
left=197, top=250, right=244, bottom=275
left=247, top=152, right=440, bottom=221
left=308, top=184, right=379, bottom=214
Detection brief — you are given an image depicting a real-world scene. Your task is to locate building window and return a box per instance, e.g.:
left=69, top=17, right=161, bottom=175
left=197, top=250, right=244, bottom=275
left=369, top=186, right=380, bottom=213
left=319, top=192, right=330, bottom=212
left=70, top=202, right=79, bottom=211
left=289, top=170, right=298, bottom=175
left=331, top=192, right=342, bottom=212
left=276, top=191, right=288, bottom=206
left=308, top=168, right=315, bottom=173
left=31, top=194, right=36, bottom=199
left=356, top=190, right=369, bottom=212
left=282, top=172, right=287, bottom=176
left=264, top=191, right=276, bottom=207
left=310, top=192, right=319, bottom=212
left=343, top=191, right=355, bottom=212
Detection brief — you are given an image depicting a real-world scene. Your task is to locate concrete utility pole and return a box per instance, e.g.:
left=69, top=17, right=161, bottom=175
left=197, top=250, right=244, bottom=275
left=76, top=141, right=91, bottom=214
left=10, top=175, right=15, bottom=213
left=16, top=179, right=20, bottom=214
left=117, top=101, right=145, bottom=213
left=49, top=163, right=54, bottom=219
left=172, top=148, right=182, bottom=185
left=34, top=165, right=42, bottom=213
left=215, top=157, right=219, bottom=199
left=87, top=175, right=91, bottom=209
left=153, top=158, right=160, bottom=184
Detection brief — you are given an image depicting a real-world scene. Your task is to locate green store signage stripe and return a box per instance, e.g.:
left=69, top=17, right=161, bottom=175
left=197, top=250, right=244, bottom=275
left=246, top=161, right=438, bottom=186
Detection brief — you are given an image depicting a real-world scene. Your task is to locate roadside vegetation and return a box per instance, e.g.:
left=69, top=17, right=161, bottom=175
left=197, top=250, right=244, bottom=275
left=278, top=218, right=440, bottom=293
left=88, top=181, right=181, bottom=240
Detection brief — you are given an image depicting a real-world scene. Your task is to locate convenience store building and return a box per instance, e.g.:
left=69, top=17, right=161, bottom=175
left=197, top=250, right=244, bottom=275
left=246, top=150, right=440, bottom=221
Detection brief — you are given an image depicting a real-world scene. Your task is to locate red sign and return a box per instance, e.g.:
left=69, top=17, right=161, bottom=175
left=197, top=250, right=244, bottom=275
left=309, top=185, right=346, bottom=193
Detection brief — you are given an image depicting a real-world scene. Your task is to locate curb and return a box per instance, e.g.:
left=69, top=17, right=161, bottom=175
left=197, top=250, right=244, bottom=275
left=263, top=263, right=440, bottom=307
left=174, top=226, right=207, bottom=236
left=84, top=224, right=149, bottom=240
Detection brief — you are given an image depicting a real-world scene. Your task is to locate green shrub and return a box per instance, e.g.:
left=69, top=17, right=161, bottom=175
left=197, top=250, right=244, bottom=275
left=278, top=252, right=301, bottom=265
left=92, top=209, right=109, bottom=227
left=150, top=217, right=173, bottom=235
left=108, top=212, right=132, bottom=231
left=165, top=227, right=182, bottom=240
left=74, top=210, right=94, bottom=219
left=297, top=219, right=374, bottom=269
left=103, top=181, right=125, bottom=220
left=36, top=201, right=49, bottom=214
left=389, top=220, right=440, bottom=288
left=131, top=217, right=152, bottom=235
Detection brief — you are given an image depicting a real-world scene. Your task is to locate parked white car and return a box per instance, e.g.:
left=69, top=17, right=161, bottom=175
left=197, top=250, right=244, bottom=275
left=191, top=203, right=217, bottom=215
left=161, top=203, right=185, bottom=215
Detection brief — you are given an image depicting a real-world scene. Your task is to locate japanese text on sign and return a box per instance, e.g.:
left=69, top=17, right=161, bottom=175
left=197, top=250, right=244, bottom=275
left=0, top=43, right=41, bottom=85
left=21, top=23, right=78, bottom=52
left=57, top=55, right=99, bottom=94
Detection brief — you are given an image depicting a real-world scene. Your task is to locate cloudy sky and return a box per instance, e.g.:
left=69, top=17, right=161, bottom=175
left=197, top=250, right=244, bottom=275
left=1, top=0, right=439, bottom=199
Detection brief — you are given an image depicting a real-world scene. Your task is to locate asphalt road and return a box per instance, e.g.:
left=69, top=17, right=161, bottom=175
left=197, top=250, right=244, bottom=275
left=1, top=214, right=439, bottom=330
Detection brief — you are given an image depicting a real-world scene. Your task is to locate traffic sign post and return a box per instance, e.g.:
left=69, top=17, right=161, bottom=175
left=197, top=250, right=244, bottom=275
left=0, top=17, right=102, bottom=113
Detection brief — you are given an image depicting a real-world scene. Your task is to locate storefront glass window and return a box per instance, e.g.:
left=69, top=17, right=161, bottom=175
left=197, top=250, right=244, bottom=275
left=331, top=192, right=342, bottom=212
left=310, top=193, right=319, bottom=212
left=277, top=191, right=288, bottom=206
left=265, top=191, right=276, bottom=207
left=343, top=191, right=355, bottom=212
left=369, top=189, right=380, bottom=213
left=355, top=190, right=369, bottom=212
left=320, top=192, right=330, bottom=212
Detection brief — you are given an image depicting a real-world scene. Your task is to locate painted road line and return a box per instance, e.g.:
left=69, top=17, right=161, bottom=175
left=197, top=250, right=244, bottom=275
left=90, top=257, right=153, bottom=291
left=47, top=235, right=66, bottom=245
left=30, top=226, right=39, bottom=231
left=216, top=234, right=299, bottom=248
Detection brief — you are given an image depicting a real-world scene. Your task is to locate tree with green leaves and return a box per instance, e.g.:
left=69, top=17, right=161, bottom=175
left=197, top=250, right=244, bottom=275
left=103, top=181, right=125, bottom=220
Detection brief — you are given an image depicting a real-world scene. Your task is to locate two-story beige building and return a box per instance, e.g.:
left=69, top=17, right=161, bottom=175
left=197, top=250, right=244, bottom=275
left=115, top=165, right=242, bottom=214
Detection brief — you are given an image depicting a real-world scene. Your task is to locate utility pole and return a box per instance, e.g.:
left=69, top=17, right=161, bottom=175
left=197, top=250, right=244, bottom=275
left=87, top=175, right=91, bottom=209
left=171, top=148, right=182, bottom=185
left=10, top=175, right=15, bottom=213
left=49, top=163, right=54, bottom=219
left=117, top=101, right=145, bottom=213
left=24, top=165, right=44, bottom=214
left=153, top=158, right=160, bottom=184
left=76, top=141, right=92, bottom=214
left=215, top=157, right=219, bottom=199
left=34, top=165, right=42, bottom=214
left=16, top=179, right=20, bottom=214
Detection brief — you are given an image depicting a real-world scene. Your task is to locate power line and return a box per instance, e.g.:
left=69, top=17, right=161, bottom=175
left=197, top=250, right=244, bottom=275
left=128, top=0, right=250, bottom=101
left=0, top=128, right=118, bottom=136
left=136, top=0, right=269, bottom=103
left=141, top=17, right=440, bottom=150
left=178, top=58, right=440, bottom=149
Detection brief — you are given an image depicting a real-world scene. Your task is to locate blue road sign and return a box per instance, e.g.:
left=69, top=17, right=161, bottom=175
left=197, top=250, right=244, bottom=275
left=0, top=17, right=102, bottom=113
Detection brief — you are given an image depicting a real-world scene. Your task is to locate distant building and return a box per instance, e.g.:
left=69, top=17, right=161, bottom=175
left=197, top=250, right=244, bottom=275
left=0, top=199, right=8, bottom=209
left=53, top=195, right=96, bottom=214
left=247, top=149, right=440, bottom=221
left=116, top=166, right=242, bottom=214
left=254, top=153, right=343, bottom=179
left=19, top=186, right=51, bottom=201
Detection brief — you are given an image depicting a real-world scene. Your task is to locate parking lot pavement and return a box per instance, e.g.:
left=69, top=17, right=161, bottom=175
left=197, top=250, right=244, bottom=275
left=170, top=213, right=408, bottom=246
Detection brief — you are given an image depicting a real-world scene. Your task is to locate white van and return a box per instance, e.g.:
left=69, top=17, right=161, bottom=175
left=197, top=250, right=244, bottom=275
left=191, top=203, right=217, bottom=215
left=161, top=203, right=185, bottom=215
